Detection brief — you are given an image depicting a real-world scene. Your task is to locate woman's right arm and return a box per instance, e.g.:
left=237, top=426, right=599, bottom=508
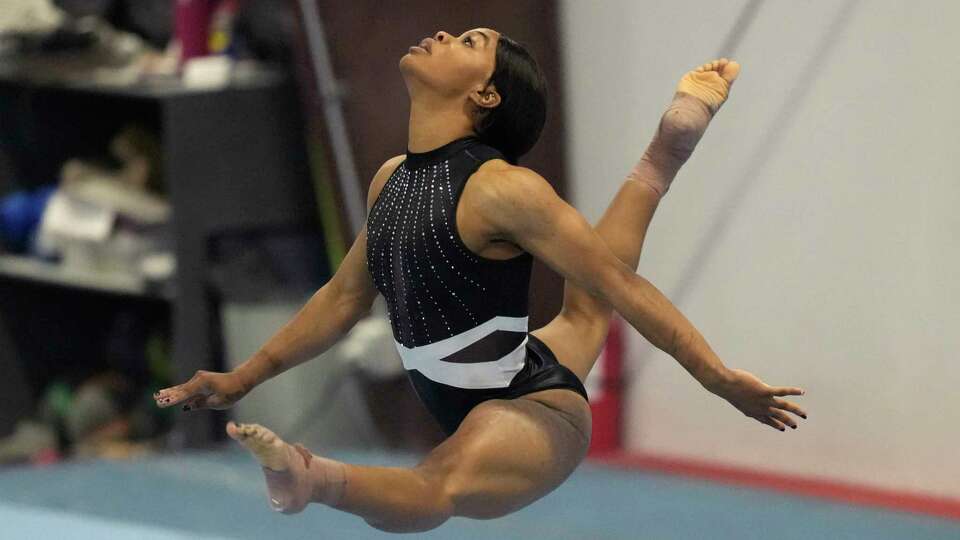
left=230, top=222, right=378, bottom=390
left=155, top=155, right=405, bottom=411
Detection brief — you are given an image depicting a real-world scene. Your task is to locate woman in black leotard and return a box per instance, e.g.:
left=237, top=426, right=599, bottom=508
left=155, top=29, right=807, bottom=533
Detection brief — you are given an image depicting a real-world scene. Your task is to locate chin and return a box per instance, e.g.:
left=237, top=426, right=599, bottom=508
left=398, top=52, right=419, bottom=74
left=398, top=55, right=427, bottom=83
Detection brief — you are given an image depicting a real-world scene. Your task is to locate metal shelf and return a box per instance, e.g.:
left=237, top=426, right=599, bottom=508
left=0, top=75, right=315, bottom=447
left=0, top=254, right=169, bottom=300
left=0, top=64, right=286, bottom=101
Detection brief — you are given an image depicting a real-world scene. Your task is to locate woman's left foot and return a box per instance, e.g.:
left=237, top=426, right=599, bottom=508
left=676, top=58, right=740, bottom=115
left=654, top=58, right=741, bottom=162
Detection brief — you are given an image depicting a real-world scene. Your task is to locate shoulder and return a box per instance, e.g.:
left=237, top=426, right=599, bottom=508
left=366, top=154, right=406, bottom=210
left=466, top=159, right=558, bottom=215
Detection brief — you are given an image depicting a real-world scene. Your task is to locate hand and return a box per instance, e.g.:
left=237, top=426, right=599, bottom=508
left=709, top=368, right=807, bottom=431
left=154, top=370, right=250, bottom=411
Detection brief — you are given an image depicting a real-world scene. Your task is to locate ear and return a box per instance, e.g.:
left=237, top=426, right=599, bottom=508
left=470, top=83, right=501, bottom=110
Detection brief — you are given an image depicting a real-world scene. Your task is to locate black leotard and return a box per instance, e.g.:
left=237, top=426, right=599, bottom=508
left=366, top=136, right=587, bottom=435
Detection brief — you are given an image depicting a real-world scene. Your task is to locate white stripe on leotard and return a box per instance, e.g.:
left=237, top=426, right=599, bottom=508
left=394, top=316, right=528, bottom=389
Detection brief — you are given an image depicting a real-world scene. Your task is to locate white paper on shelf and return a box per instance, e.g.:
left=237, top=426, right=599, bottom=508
left=61, top=174, right=170, bottom=225
left=182, top=55, right=233, bottom=89
left=39, top=191, right=115, bottom=243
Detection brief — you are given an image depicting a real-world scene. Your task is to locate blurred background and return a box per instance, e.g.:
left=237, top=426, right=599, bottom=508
left=0, top=0, right=957, bottom=538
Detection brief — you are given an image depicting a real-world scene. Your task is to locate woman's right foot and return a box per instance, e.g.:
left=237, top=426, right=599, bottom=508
left=227, top=421, right=345, bottom=514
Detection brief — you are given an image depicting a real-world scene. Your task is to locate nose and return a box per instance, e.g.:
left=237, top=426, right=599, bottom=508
left=434, top=31, right=451, bottom=42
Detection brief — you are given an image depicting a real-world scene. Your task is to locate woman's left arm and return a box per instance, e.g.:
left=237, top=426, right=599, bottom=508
left=469, top=165, right=730, bottom=390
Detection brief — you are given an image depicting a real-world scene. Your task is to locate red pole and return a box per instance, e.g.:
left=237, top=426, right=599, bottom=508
left=587, top=316, right=624, bottom=456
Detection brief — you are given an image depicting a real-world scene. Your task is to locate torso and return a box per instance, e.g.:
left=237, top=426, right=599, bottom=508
left=365, top=136, right=533, bottom=365
left=364, top=137, right=589, bottom=434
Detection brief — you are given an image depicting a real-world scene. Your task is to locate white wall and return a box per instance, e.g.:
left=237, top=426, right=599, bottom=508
left=561, top=0, right=959, bottom=498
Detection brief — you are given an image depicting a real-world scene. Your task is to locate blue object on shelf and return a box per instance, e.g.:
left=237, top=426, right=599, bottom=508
left=0, top=186, right=56, bottom=253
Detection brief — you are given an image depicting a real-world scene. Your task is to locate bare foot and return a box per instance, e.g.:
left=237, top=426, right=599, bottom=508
left=656, top=58, right=741, bottom=161
left=676, top=58, right=740, bottom=115
left=227, top=421, right=343, bottom=514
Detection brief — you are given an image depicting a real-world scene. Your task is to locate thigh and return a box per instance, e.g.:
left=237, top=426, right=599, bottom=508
left=531, top=312, right=611, bottom=382
left=418, top=389, right=591, bottom=520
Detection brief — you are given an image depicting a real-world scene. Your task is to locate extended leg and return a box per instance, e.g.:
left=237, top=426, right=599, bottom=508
left=530, top=178, right=660, bottom=381
left=228, top=387, right=590, bottom=533
left=532, top=59, right=741, bottom=381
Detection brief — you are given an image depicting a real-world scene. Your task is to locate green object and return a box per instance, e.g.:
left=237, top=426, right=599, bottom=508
left=43, top=382, right=73, bottom=421
left=145, top=332, right=172, bottom=384
left=308, top=141, right=346, bottom=271
left=144, top=331, right=176, bottom=430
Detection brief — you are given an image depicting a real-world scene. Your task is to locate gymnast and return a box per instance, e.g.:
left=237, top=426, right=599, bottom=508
left=155, top=28, right=807, bottom=533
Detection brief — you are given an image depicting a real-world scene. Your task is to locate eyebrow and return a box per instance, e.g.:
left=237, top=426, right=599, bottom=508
left=470, top=30, right=491, bottom=47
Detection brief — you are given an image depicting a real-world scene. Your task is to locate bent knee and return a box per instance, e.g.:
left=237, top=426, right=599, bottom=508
left=365, top=513, right=451, bottom=534
left=364, top=466, right=454, bottom=533
left=442, top=469, right=524, bottom=520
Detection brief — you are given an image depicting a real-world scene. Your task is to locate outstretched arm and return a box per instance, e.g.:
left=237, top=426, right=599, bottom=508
left=230, top=223, right=379, bottom=389
left=470, top=165, right=806, bottom=430
left=155, top=156, right=404, bottom=411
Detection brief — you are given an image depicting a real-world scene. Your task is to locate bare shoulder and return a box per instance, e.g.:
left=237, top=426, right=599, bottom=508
left=467, top=159, right=558, bottom=214
left=366, top=154, right=406, bottom=210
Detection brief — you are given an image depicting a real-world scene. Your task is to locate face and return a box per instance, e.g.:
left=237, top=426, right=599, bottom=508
left=400, top=27, right=501, bottom=106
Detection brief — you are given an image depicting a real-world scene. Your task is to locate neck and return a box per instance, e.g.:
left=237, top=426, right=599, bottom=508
left=407, top=93, right=476, bottom=153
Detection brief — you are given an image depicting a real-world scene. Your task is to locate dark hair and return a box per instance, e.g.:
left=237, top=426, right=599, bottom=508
left=474, top=34, right=547, bottom=165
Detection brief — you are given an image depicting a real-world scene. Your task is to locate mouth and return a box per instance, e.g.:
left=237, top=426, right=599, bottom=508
left=418, top=38, right=433, bottom=53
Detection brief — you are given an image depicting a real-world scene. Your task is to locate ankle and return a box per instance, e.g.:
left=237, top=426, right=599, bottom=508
left=627, top=152, right=680, bottom=198
left=640, top=144, right=684, bottom=176
left=651, top=93, right=714, bottom=163
left=300, top=446, right=346, bottom=507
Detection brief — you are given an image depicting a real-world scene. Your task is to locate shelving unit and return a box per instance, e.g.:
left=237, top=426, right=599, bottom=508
left=0, top=71, right=327, bottom=447
left=0, top=253, right=166, bottom=299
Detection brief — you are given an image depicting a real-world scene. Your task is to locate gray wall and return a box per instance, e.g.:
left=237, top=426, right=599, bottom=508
left=561, top=1, right=959, bottom=497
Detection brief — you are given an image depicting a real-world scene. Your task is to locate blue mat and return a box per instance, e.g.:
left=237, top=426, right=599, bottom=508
left=1, top=449, right=957, bottom=539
